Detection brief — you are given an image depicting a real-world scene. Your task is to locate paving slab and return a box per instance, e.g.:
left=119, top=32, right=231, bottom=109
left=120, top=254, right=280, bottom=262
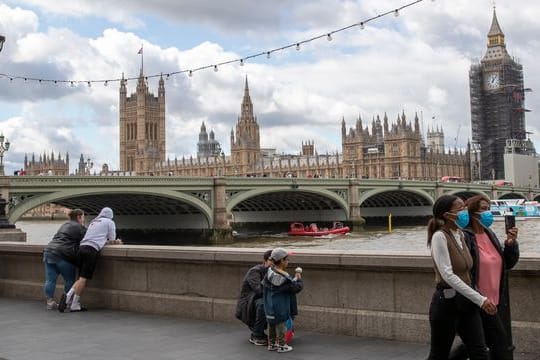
left=0, top=298, right=537, bottom=360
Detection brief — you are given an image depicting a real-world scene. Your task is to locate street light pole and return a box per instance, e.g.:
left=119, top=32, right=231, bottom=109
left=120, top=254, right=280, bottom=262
left=0, top=133, right=11, bottom=176
left=85, top=158, right=93, bottom=175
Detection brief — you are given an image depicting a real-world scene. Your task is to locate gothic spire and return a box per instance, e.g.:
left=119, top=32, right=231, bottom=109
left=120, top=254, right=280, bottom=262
left=240, top=76, right=255, bottom=123
left=488, top=8, right=504, bottom=40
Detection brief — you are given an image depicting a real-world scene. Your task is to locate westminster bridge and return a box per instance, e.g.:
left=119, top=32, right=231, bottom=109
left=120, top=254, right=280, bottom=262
left=2, top=176, right=539, bottom=233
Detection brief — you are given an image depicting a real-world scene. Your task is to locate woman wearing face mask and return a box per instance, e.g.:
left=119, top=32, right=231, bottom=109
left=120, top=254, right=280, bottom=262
left=427, top=194, right=497, bottom=360
left=449, top=195, right=519, bottom=360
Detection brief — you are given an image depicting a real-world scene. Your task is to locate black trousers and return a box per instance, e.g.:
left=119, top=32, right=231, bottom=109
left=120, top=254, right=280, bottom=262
left=482, top=311, right=512, bottom=360
left=448, top=308, right=512, bottom=360
left=427, top=290, right=488, bottom=360
left=249, top=298, right=267, bottom=339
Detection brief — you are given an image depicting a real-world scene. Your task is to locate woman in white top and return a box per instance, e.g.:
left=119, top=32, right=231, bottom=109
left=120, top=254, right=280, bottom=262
left=426, top=195, right=497, bottom=360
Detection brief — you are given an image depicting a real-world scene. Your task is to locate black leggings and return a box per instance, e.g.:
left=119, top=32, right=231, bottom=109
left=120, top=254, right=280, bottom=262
left=427, top=290, right=488, bottom=360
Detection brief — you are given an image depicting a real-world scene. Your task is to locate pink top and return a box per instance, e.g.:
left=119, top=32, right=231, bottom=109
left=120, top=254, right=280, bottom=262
left=476, top=232, right=503, bottom=305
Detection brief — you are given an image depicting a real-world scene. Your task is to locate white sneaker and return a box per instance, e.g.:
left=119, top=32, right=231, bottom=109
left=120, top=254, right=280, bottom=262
left=46, top=299, right=58, bottom=310
left=277, top=344, right=293, bottom=353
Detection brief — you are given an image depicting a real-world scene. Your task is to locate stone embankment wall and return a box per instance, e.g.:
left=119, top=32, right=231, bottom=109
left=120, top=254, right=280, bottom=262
left=0, top=244, right=538, bottom=353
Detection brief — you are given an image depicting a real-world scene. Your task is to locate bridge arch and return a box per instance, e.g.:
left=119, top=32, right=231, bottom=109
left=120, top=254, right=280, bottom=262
left=227, top=187, right=349, bottom=223
left=359, top=188, right=433, bottom=218
left=446, top=190, right=490, bottom=200
left=498, top=192, right=527, bottom=200
left=9, top=188, right=213, bottom=228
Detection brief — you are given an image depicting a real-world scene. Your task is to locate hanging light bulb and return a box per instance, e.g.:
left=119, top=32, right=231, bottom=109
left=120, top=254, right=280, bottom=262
left=240, top=59, right=244, bottom=66
left=188, top=70, right=193, bottom=77
left=394, top=9, right=399, bottom=17
left=266, top=51, right=271, bottom=59
left=327, top=33, right=332, bottom=41
left=166, top=74, right=170, bottom=79
left=104, top=81, right=108, bottom=86
left=214, top=65, right=218, bottom=72
left=296, top=43, right=300, bottom=51
left=360, top=22, right=365, bottom=29
left=70, top=81, right=74, bottom=87
left=87, top=81, right=91, bottom=87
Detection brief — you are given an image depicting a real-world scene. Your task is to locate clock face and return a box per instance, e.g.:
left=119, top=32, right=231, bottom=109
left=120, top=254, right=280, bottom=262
left=485, top=72, right=500, bottom=90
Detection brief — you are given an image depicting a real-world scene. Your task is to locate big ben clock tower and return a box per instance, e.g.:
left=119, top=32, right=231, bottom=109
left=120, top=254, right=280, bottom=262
left=469, top=8, right=528, bottom=180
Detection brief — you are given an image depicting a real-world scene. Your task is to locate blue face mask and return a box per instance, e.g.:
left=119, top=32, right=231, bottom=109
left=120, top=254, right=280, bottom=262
left=449, top=209, right=469, bottom=228
left=477, top=210, right=494, bottom=228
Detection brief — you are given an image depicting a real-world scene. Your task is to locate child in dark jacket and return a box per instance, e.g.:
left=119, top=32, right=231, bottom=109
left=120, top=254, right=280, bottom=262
left=262, top=247, right=303, bottom=353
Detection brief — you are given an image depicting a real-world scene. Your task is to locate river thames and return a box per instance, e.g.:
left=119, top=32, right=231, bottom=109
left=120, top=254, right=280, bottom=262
left=16, top=220, right=538, bottom=255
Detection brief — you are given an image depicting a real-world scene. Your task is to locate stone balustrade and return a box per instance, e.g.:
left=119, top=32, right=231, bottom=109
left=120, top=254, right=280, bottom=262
left=0, top=244, right=538, bottom=353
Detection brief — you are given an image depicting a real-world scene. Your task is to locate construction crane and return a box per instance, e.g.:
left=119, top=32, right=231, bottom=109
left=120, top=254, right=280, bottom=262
left=454, top=124, right=461, bottom=149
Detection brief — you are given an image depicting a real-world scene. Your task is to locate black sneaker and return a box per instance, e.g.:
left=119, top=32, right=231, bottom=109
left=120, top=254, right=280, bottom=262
left=249, top=336, right=268, bottom=346
left=58, top=293, right=67, bottom=313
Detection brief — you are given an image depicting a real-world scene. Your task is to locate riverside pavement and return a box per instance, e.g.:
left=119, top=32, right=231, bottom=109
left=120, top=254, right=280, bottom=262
left=0, top=298, right=538, bottom=360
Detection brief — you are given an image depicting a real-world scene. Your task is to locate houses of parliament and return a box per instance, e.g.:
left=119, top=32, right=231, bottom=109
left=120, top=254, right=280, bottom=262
left=113, top=74, right=468, bottom=180
left=28, top=9, right=530, bottom=181
left=23, top=73, right=469, bottom=180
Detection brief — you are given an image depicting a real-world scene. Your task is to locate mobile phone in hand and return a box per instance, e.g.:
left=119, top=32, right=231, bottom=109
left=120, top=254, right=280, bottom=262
left=505, top=215, right=516, bottom=233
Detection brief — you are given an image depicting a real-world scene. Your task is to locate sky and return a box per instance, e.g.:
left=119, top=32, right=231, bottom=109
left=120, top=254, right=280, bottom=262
left=0, top=0, right=539, bottom=176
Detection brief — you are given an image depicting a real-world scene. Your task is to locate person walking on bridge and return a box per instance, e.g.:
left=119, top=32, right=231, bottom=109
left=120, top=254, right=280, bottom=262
left=58, top=207, right=122, bottom=312
left=235, top=249, right=273, bottom=346
left=43, top=208, right=86, bottom=310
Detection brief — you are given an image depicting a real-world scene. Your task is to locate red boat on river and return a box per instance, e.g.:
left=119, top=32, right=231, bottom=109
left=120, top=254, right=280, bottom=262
left=288, top=222, right=350, bottom=237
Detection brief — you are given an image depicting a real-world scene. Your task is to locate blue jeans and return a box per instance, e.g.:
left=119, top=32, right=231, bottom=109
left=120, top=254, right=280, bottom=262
left=43, top=253, right=76, bottom=299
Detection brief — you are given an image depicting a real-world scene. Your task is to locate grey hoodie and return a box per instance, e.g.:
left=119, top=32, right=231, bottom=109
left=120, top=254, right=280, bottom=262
left=80, top=207, right=116, bottom=251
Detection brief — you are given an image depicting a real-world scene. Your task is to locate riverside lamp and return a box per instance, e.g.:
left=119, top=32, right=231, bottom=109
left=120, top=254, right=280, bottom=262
left=0, top=133, right=10, bottom=176
left=84, top=158, right=93, bottom=175
left=0, top=35, right=5, bottom=52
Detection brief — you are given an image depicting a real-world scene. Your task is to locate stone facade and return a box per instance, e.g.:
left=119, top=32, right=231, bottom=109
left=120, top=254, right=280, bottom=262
left=114, top=76, right=469, bottom=179
left=119, top=70, right=166, bottom=174
left=23, top=152, right=69, bottom=176
left=0, top=244, right=538, bottom=353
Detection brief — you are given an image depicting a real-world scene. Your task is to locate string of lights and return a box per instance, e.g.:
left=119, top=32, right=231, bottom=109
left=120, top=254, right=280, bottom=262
left=0, top=0, right=432, bottom=87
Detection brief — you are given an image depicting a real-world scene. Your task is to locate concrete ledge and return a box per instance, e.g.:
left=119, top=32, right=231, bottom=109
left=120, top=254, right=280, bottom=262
left=0, top=228, right=26, bottom=242
left=0, top=244, right=539, bottom=353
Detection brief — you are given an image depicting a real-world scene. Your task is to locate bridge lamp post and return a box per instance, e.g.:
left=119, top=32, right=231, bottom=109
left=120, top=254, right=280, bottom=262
left=0, top=133, right=10, bottom=176
left=84, top=158, right=93, bottom=175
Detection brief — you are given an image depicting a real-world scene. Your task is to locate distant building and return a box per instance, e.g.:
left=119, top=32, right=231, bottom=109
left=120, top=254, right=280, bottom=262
left=75, top=153, right=93, bottom=175
left=109, top=76, right=468, bottom=179
left=24, top=152, right=69, bottom=176
left=503, top=139, right=538, bottom=187
left=197, top=122, right=221, bottom=158
left=469, top=8, right=532, bottom=180
left=341, top=112, right=468, bottom=180
left=119, top=68, right=166, bottom=174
